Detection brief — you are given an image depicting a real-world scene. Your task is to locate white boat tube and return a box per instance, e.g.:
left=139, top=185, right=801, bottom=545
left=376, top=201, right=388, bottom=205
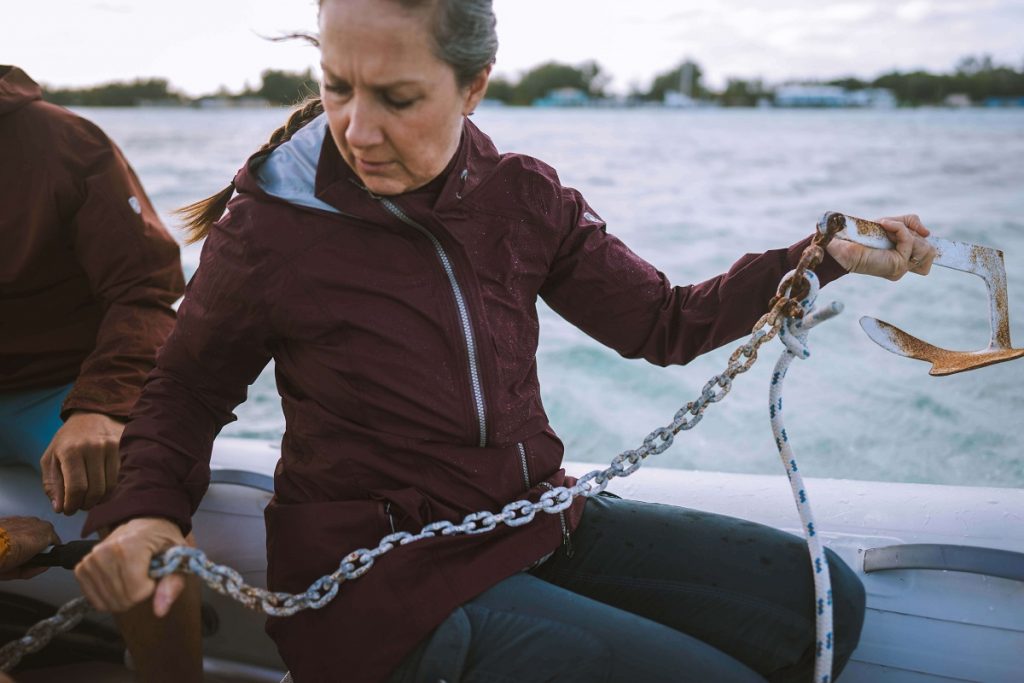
left=2, top=437, right=1022, bottom=682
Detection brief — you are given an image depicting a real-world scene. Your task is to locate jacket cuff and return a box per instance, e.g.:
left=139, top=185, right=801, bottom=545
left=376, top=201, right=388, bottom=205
left=61, top=383, right=140, bottom=422
left=82, top=490, right=193, bottom=538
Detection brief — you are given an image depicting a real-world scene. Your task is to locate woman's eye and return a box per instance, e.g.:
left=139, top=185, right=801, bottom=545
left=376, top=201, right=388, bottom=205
left=324, top=82, right=351, bottom=97
left=384, top=95, right=416, bottom=110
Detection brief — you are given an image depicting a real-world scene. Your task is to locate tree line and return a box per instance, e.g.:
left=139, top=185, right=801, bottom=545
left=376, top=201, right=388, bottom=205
left=41, top=55, right=1024, bottom=108
left=488, top=54, right=1024, bottom=106
left=43, top=69, right=319, bottom=107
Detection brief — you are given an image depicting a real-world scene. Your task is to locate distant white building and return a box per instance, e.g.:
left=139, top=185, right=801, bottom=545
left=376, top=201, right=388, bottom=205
left=533, top=88, right=590, bottom=107
left=845, top=88, right=897, bottom=108
left=944, top=93, right=972, bottom=108
left=663, top=91, right=697, bottom=108
left=664, top=62, right=699, bottom=108
left=194, top=96, right=271, bottom=109
left=774, top=85, right=896, bottom=108
left=774, top=85, right=847, bottom=107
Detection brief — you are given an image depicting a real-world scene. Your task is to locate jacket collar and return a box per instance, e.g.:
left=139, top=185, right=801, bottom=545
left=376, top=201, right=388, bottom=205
left=237, top=114, right=502, bottom=223
left=0, top=66, right=42, bottom=116
left=314, top=116, right=501, bottom=217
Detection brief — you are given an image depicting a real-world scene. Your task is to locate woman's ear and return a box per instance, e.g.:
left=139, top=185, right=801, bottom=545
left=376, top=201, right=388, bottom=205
left=463, top=64, right=493, bottom=116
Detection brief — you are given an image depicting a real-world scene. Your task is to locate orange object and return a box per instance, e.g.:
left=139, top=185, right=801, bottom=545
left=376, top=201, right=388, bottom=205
left=0, top=525, right=10, bottom=563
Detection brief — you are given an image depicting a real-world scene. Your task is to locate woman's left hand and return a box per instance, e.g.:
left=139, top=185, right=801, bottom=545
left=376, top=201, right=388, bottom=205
left=825, top=214, right=936, bottom=281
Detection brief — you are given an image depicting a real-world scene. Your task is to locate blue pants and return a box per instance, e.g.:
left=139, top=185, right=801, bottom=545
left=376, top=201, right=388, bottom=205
left=390, top=494, right=865, bottom=683
left=0, top=383, right=72, bottom=470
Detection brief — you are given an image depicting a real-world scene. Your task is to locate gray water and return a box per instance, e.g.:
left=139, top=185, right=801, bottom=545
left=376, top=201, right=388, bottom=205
left=78, top=106, right=1024, bottom=489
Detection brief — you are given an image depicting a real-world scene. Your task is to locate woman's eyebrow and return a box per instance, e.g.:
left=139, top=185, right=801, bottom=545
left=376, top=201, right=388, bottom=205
left=319, top=64, right=421, bottom=89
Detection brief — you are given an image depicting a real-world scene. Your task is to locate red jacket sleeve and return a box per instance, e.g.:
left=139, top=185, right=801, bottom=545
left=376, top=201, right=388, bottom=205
left=83, top=209, right=275, bottom=536
left=60, top=119, right=185, bottom=420
left=539, top=188, right=847, bottom=366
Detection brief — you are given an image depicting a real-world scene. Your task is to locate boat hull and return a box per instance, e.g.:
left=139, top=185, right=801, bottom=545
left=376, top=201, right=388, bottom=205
left=2, top=437, right=1021, bottom=682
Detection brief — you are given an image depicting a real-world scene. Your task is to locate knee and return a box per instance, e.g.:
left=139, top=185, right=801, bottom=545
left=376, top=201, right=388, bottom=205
left=825, top=548, right=866, bottom=657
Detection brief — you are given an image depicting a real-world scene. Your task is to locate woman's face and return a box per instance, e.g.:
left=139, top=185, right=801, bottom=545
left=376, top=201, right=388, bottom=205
left=318, top=0, right=489, bottom=196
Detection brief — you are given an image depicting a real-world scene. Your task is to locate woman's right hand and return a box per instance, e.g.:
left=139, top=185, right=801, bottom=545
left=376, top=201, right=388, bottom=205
left=75, top=517, right=188, bottom=617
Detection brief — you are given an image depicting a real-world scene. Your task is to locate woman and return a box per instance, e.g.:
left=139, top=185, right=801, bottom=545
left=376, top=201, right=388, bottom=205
left=76, top=1, right=936, bottom=681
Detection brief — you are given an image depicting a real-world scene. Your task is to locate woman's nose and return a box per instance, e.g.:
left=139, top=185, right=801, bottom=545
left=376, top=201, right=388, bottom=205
left=345, top=97, right=385, bottom=150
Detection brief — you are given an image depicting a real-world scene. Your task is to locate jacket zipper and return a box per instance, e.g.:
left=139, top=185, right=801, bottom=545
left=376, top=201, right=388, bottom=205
left=516, top=442, right=531, bottom=489
left=537, top=471, right=574, bottom=559
left=521, top=443, right=573, bottom=559
left=376, top=198, right=488, bottom=448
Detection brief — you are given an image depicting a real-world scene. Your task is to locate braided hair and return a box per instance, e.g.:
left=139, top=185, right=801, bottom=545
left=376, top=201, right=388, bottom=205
left=177, top=97, right=325, bottom=244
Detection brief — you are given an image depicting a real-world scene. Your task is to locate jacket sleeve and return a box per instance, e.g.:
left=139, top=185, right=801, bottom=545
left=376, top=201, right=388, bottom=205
left=83, top=211, right=275, bottom=536
left=539, top=188, right=847, bottom=367
left=60, top=120, right=185, bottom=420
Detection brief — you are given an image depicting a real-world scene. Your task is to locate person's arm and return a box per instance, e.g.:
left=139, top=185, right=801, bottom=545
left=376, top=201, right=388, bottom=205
left=0, top=516, right=60, bottom=580
left=539, top=190, right=932, bottom=367
left=538, top=189, right=848, bottom=367
left=40, top=118, right=185, bottom=515
left=77, top=203, right=276, bottom=615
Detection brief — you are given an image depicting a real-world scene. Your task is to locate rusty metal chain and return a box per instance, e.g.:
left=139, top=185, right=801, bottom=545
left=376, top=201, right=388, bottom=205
left=0, top=597, right=91, bottom=672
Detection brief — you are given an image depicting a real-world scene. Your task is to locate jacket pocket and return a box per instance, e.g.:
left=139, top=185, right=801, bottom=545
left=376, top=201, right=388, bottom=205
left=264, top=498, right=391, bottom=595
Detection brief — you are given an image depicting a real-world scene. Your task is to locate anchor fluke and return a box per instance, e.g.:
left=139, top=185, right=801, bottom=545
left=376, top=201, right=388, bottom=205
left=859, top=316, right=1024, bottom=376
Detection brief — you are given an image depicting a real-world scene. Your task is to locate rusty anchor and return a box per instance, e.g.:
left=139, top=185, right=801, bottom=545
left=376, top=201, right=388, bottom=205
left=818, top=211, right=1024, bottom=376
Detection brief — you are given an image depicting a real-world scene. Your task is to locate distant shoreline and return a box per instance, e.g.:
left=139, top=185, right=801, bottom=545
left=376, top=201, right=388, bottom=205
left=41, top=56, right=1024, bottom=110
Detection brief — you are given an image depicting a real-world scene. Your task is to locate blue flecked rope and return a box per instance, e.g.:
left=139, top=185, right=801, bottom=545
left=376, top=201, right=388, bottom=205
left=771, top=269, right=844, bottom=683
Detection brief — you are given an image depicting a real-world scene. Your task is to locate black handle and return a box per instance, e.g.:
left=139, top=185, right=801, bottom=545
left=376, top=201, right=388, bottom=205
left=25, top=540, right=99, bottom=569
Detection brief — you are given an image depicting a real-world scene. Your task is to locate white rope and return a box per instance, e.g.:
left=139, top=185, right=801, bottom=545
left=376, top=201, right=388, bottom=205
left=772, top=269, right=844, bottom=683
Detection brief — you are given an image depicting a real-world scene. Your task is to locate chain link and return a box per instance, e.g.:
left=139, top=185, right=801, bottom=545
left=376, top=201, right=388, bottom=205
left=0, top=597, right=91, bottom=672
left=1, top=222, right=843, bottom=674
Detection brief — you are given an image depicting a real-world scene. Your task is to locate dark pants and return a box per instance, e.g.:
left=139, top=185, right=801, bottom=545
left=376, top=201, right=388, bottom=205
left=390, top=494, right=865, bottom=683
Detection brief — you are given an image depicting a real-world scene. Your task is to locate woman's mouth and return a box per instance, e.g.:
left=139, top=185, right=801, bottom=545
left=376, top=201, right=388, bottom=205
left=356, top=158, right=394, bottom=174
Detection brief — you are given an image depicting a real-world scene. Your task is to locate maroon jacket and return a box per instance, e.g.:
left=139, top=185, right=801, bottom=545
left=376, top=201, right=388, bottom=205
left=0, top=66, right=184, bottom=419
left=86, top=114, right=845, bottom=681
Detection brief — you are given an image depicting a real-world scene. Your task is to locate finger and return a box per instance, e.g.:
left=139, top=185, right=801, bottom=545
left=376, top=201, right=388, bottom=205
left=82, top=446, right=106, bottom=510
left=86, top=559, right=126, bottom=612
left=60, top=450, right=89, bottom=515
left=884, top=214, right=930, bottom=237
left=40, top=448, right=64, bottom=514
left=879, top=219, right=914, bottom=276
left=909, top=238, right=937, bottom=275
left=75, top=561, right=114, bottom=612
left=113, top=541, right=158, bottom=612
left=153, top=573, right=187, bottom=618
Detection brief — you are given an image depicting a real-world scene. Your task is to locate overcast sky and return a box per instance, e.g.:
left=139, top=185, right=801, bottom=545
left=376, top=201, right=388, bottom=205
left=5, top=0, right=1023, bottom=95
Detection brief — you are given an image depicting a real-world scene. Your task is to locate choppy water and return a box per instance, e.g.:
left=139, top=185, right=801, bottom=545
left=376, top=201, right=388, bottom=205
left=77, top=106, right=1024, bottom=488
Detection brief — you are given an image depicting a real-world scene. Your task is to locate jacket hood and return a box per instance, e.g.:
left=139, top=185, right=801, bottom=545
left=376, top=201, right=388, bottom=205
left=0, top=66, right=43, bottom=116
left=242, top=113, right=501, bottom=217
left=254, top=114, right=340, bottom=214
